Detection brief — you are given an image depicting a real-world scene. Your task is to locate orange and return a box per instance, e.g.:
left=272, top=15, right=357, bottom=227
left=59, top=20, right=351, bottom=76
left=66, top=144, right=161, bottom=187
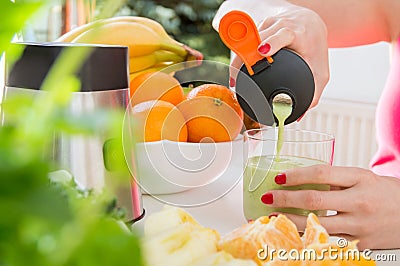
left=178, top=84, right=244, bottom=143
left=132, top=100, right=187, bottom=142
left=219, top=214, right=376, bottom=266
left=243, top=113, right=261, bottom=130
left=303, top=213, right=330, bottom=247
left=281, top=241, right=376, bottom=266
left=129, top=71, right=185, bottom=106
left=218, top=215, right=303, bottom=264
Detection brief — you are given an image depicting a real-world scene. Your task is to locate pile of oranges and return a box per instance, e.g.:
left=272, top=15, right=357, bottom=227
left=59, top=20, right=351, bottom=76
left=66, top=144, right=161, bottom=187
left=130, top=71, right=244, bottom=143
left=219, top=213, right=375, bottom=265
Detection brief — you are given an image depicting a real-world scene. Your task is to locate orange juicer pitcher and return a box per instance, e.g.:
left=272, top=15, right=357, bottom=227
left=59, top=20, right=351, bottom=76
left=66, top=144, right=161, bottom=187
left=219, top=11, right=315, bottom=125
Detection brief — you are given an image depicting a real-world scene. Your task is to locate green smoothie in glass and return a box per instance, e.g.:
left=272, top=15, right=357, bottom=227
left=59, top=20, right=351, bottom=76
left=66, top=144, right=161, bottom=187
left=243, top=155, right=329, bottom=220
left=243, top=100, right=332, bottom=221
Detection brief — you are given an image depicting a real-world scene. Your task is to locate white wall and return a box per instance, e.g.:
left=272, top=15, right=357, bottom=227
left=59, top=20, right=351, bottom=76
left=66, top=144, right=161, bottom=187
left=309, top=42, right=390, bottom=168
left=323, top=42, right=390, bottom=104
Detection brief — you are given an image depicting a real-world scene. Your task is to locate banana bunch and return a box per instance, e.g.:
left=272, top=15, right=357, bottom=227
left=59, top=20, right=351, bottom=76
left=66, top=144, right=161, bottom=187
left=56, top=16, right=203, bottom=82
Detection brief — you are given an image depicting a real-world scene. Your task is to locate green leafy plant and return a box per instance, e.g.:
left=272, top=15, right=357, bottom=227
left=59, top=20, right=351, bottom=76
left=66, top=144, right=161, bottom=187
left=0, top=1, right=143, bottom=265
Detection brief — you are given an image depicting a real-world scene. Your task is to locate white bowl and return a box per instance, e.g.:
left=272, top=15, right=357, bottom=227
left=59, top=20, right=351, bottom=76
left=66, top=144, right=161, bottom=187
left=134, top=135, right=244, bottom=195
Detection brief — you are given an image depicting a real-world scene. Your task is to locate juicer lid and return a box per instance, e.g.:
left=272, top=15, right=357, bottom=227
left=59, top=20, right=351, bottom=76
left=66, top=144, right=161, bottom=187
left=6, top=42, right=129, bottom=92
left=219, top=11, right=315, bottom=125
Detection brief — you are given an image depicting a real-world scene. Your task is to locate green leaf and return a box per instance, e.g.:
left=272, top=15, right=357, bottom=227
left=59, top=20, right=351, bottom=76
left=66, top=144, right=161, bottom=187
left=0, top=1, right=43, bottom=55
left=0, top=1, right=143, bottom=265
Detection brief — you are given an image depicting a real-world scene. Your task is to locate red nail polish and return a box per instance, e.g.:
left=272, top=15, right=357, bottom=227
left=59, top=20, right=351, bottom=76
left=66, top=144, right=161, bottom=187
left=229, top=77, right=236, bottom=87
left=275, top=173, right=286, bottom=185
left=297, top=113, right=305, bottom=122
left=258, top=43, right=271, bottom=54
left=261, top=193, right=273, bottom=204
left=269, top=214, right=277, bottom=218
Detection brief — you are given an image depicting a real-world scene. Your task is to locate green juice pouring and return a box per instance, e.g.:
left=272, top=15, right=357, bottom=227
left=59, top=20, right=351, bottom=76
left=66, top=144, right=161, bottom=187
left=217, top=10, right=333, bottom=221
left=243, top=95, right=331, bottom=221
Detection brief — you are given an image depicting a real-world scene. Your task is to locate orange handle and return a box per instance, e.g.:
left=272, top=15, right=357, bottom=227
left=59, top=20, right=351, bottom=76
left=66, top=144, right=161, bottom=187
left=219, top=11, right=273, bottom=75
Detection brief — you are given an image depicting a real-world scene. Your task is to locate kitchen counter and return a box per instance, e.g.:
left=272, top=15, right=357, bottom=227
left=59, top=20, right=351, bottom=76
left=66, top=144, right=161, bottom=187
left=133, top=160, right=246, bottom=235
left=133, top=165, right=400, bottom=265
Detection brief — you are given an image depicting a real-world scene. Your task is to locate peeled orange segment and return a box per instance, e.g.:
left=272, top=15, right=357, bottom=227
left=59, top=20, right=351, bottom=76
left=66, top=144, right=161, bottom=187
left=132, top=100, right=188, bottom=142
left=129, top=71, right=185, bottom=106
left=218, top=215, right=303, bottom=264
left=141, top=206, right=377, bottom=266
left=303, top=213, right=330, bottom=247
left=268, top=215, right=304, bottom=250
left=265, top=240, right=376, bottom=265
left=218, top=217, right=269, bottom=261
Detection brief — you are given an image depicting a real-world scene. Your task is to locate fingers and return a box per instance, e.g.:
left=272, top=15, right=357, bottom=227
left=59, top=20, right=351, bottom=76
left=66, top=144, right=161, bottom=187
left=229, top=54, right=243, bottom=81
left=318, top=215, right=360, bottom=238
left=258, top=26, right=296, bottom=57
left=230, top=18, right=298, bottom=87
left=256, top=16, right=329, bottom=111
left=256, top=17, right=300, bottom=57
left=263, top=189, right=351, bottom=212
left=283, top=165, right=368, bottom=188
left=218, top=4, right=330, bottom=112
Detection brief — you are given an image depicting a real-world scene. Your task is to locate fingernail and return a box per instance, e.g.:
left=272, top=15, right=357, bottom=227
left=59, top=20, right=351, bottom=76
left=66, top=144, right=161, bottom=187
left=261, top=193, right=273, bottom=204
left=258, top=43, right=271, bottom=54
left=275, top=173, right=286, bottom=185
left=268, top=214, right=278, bottom=218
left=229, top=77, right=236, bottom=87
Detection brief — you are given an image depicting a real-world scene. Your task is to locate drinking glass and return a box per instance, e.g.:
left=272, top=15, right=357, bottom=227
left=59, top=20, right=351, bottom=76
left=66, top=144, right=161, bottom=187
left=243, top=126, right=335, bottom=221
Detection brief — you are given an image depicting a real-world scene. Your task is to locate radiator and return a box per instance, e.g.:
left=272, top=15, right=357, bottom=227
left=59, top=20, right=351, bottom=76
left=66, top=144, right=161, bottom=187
left=288, top=98, right=378, bottom=168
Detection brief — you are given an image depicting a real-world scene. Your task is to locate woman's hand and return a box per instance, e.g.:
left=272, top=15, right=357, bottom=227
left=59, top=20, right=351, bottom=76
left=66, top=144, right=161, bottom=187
left=261, top=165, right=400, bottom=249
left=213, top=0, right=329, bottom=108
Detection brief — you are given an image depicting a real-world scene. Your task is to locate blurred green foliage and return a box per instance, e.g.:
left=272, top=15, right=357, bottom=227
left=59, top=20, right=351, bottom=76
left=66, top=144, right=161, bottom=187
left=0, top=1, right=233, bottom=265
left=0, top=1, right=143, bottom=265
left=125, top=0, right=230, bottom=64
left=122, top=0, right=231, bottom=88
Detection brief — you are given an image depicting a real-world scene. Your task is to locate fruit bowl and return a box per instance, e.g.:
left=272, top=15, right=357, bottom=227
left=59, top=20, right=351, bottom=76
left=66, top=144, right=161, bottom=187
left=134, top=135, right=244, bottom=195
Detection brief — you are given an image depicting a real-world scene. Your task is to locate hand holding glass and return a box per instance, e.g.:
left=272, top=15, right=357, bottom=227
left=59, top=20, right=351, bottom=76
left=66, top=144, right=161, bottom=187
left=243, top=127, right=335, bottom=221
